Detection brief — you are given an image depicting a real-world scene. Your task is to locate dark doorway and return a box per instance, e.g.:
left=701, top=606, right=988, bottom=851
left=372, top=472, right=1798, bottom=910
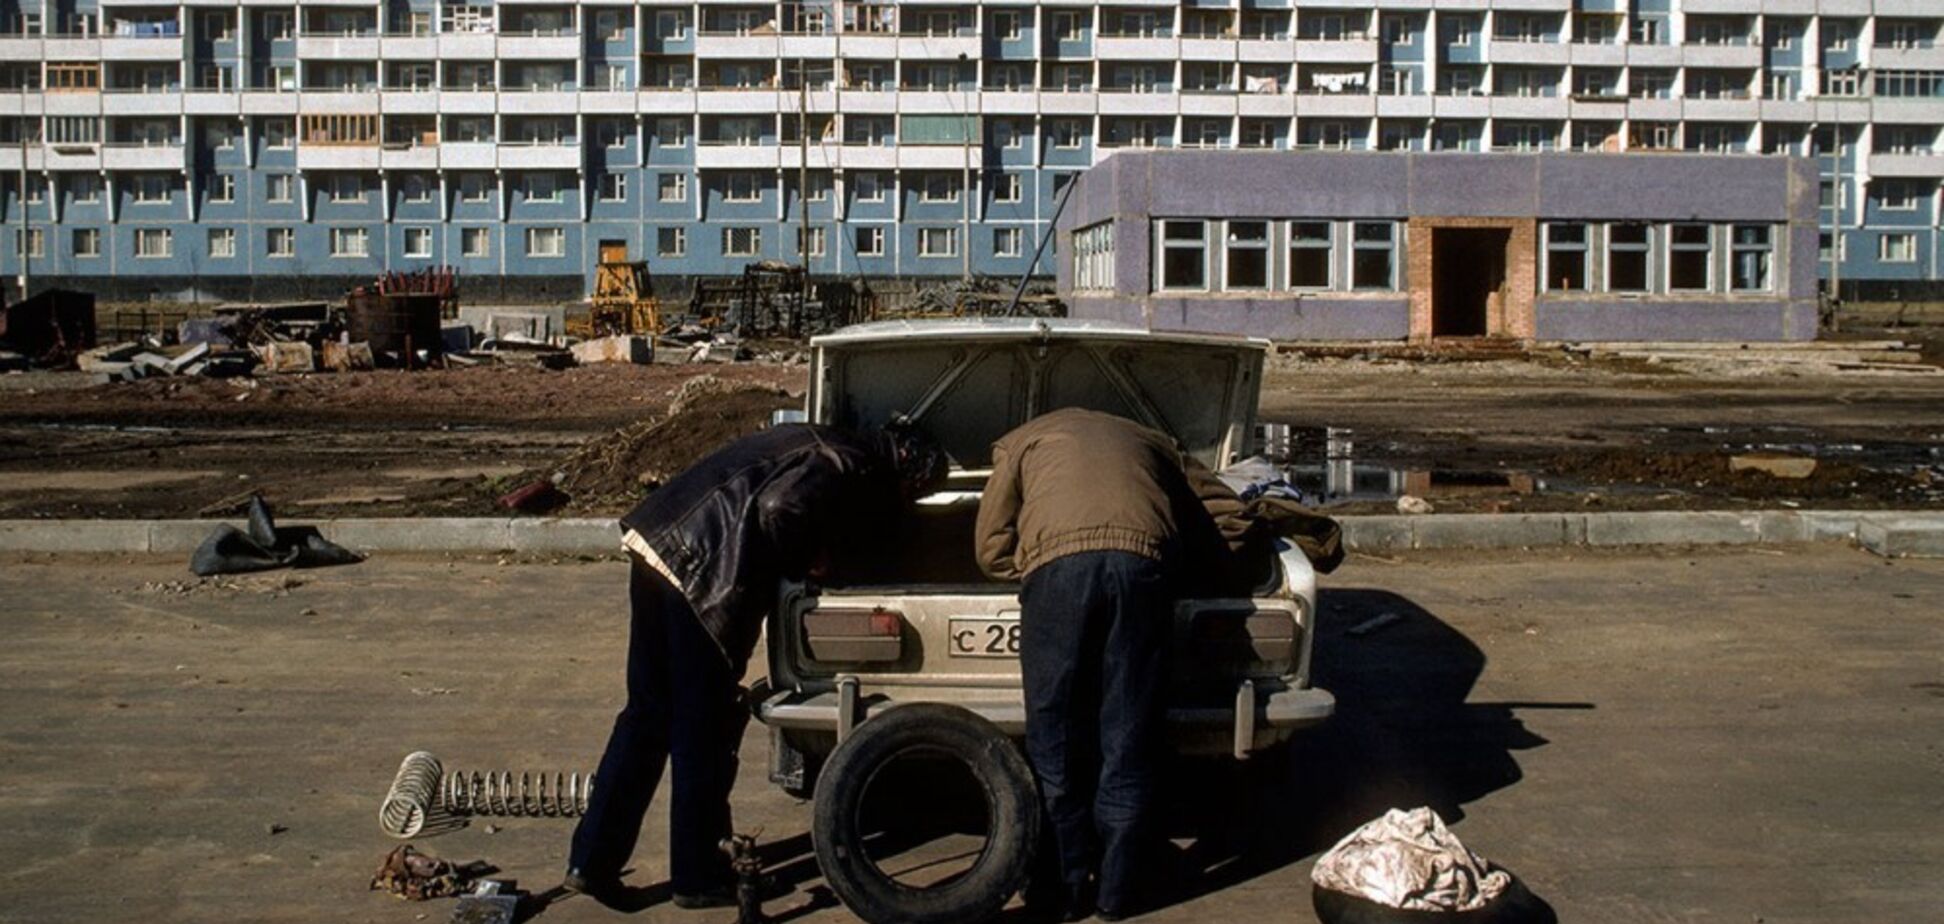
left=1432, top=228, right=1509, bottom=338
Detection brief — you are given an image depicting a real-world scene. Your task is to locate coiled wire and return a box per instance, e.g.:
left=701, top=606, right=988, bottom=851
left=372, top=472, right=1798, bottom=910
left=442, top=769, right=593, bottom=818
left=379, top=751, right=443, bottom=838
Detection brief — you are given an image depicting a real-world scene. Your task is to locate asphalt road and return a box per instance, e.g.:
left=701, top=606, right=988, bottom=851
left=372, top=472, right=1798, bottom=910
left=1, top=546, right=1939, bottom=923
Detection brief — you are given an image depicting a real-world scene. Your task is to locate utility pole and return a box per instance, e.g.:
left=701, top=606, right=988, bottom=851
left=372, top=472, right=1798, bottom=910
left=959, top=52, right=971, bottom=282
left=1827, top=123, right=1842, bottom=312
left=798, top=62, right=811, bottom=313
left=17, top=86, right=28, bottom=303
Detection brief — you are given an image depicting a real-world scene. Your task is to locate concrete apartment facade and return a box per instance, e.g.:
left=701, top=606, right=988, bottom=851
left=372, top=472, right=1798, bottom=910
left=1055, top=151, right=1819, bottom=342
left=0, top=0, right=1937, bottom=301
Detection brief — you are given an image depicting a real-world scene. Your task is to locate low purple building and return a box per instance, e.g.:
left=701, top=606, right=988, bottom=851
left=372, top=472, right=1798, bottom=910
left=1055, top=151, right=1820, bottom=343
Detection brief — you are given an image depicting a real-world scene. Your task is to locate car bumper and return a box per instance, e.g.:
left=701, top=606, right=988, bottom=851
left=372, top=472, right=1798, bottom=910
left=756, top=679, right=1335, bottom=759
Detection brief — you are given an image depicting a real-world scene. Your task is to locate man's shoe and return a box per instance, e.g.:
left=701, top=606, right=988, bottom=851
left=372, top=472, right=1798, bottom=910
left=561, top=868, right=626, bottom=901
left=671, top=887, right=739, bottom=910
left=1059, top=885, right=1096, bottom=923
left=1096, top=909, right=1130, bottom=923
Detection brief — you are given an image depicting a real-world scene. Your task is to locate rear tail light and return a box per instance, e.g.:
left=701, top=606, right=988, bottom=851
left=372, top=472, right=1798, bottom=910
left=1191, top=609, right=1298, bottom=665
left=803, top=608, right=906, bottom=663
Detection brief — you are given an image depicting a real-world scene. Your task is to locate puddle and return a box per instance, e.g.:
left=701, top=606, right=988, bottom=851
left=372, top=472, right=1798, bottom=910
left=1256, top=425, right=1544, bottom=504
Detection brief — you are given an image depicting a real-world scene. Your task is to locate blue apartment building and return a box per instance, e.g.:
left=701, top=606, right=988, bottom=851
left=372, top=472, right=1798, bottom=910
left=0, top=0, right=1939, bottom=301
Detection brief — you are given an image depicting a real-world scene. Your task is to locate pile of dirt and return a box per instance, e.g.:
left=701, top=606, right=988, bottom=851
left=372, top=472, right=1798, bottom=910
left=552, top=375, right=797, bottom=509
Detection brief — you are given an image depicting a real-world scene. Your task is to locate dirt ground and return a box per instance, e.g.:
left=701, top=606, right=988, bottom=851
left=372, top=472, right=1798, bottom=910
left=3, top=546, right=1940, bottom=923
left=1, top=332, right=1940, bottom=519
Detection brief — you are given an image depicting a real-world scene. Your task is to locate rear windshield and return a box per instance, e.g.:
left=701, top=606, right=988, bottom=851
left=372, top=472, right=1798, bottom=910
left=823, top=340, right=1245, bottom=469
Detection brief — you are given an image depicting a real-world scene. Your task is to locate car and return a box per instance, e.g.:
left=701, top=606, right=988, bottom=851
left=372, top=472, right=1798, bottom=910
left=748, top=318, right=1335, bottom=923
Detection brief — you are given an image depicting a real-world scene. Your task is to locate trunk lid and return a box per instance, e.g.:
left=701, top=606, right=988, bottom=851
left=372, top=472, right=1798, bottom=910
left=807, top=319, right=1268, bottom=471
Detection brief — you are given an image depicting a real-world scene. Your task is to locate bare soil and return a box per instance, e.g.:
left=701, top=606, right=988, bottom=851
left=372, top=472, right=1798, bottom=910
left=0, top=339, right=1939, bottom=519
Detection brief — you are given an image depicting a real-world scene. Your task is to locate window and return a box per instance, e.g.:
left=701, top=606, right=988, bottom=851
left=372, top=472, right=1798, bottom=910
left=723, top=226, right=761, bottom=257
left=598, top=172, right=627, bottom=203
left=1824, top=20, right=1854, bottom=52
left=1287, top=221, right=1332, bottom=288
left=135, top=228, right=171, bottom=259
left=14, top=228, right=42, bottom=259
left=725, top=173, right=761, bottom=203
left=1607, top=223, right=1651, bottom=292
left=993, top=173, right=1022, bottom=203
left=1052, top=11, right=1081, bottom=41
left=461, top=227, right=491, bottom=257
left=1878, top=180, right=1921, bottom=211
left=1667, top=224, right=1712, bottom=291
left=403, top=226, right=432, bottom=258
left=990, top=10, right=1020, bottom=40
left=522, top=173, right=560, bottom=203
left=1158, top=220, right=1208, bottom=290
left=1879, top=232, right=1918, bottom=264
left=1072, top=222, right=1114, bottom=290
left=1052, top=120, right=1083, bottom=150
left=1381, top=15, right=1412, bottom=45
left=994, top=227, right=1023, bottom=258
left=1543, top=223, right=1589, bottom=291
left=262, top=10, right=292, bottom=40
left=525, top=227, right=565, bottom=257
left=68, top=174, right=101, bottom=204
left=71, top=228, right=100, bottom=258
left=330, top=226, right=370, bottom=258
left=1224, top=221, right=1270, bottom=290
left=133, top=175, right=171, bottom=204
left=597, top=119, right=629, bottom=149
left=267, top=227, right=294, bottom=257
left=327, top=174, right=365, bottom=203
left=1350, top=222, right=1396, bottom=290
left=655, top=117, right=690, bottom=148
left=656, top=10, right=687, bottom=39
left=206, top=173, right=234, bottom=203
left=796, top=226, right=826, bottom=259
left=993, top=120, right=1020, bottom=149
left=855, top=225, right=885, bottom=257
left=1729, top=225, right=1771, bottom=291
left=918, top=226, right=958, bottom=258
left=459, top=174, right=491, bottom=203
left=854, top=172, right=884, bottom=203
left=657, top=226, right=686, bottom=258
left=206, top=227, right=235, bottom=258
left=400, top=174, right=432, bottom=203
left=922, top=174, right=959, bottom=203
left=658, top=173, right=688, bottom=203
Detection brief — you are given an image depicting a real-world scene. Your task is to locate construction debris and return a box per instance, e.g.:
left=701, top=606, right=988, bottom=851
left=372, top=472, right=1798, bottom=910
left=0, top=289, right=97, bottom=366
left=551, top=376, right=795, bottom=505
left=370, top=844, right=474, bottom=902
left=570, top=335, right=653, bottom=366
left=1729, top=452, right=1819, bottom=480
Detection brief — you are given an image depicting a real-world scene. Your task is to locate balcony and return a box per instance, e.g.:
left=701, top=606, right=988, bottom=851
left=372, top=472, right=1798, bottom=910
left=896, top=145, right=976, bottom=170
left=637, top=88, right=699, bottom=111
left=497, top=33, right=580, bottom=58
left=297, top=34, right=380, bottom=58
left=1489, top=40, right=1570, bottom=66
left=697, top=88, right=785, bottom=111
left=1294, top=39, right=1377, bottom=63
left=239, top=90, right=301, bottom=115
left=694, top=33, right=781, bottom=57
left=103, top=142, right=186, bottom=169
left=1179, top=93, right=1238, bottom=116
left=497, top=142, right=580, bottom=169
left=101, top=90, right=185, bottom=116
left=778, top=146, right=838, bottom=170
left=379, top=35, right=437, bottom=58
left=298, top=90, right=381, bottom=113
left=1180, top=37, right=1237, bottom=60
left=580, top=90, right=635, bottom=112
left=0, top=36, right=39, bottom=59
left=837, top=34, right=898, bottom=58
left=694, top=143, right=781, bottom=168
left=982, top=90, right=1037, bottom=113
left=1239, top=40, right=1294, bottom=63
left=1869, top=152, right=1944, bottom=178
left=440, top=141, right=496, bottom=169
left=1095, top=36, right=1177, bottom=59
left=498, top=90, right=578, bottom=113
left=1098, top=91, right=1179, bottom=116
left=381, top=144, right=439, bottom=170
left=837, top=144, right=896, bottom=169
left=42, top=37, right=102, bottom=58
left=438, top=32, right=496, bottom=58
left=1489, top=95, right=1567, bottom=119
left=777, top=34, right=836, bottom=58
left=297, top=145, right=381, bottom=169
left=1567, top=43, right=1625, bottom=67
left=1872, top=47, right=1944, bottom=71
left=1626, top=44, right=1683, bottom=67
left=379, top=90, right=440, bottom=113
left=1682, top=43, right=1762, bottom=69
left=100, top=36, right=185, bottom=60
left=897, top=34, right=980, bottom=60
left=44, top=144, right=104, bottom=170
left=183, top=89, right=243, bottom=115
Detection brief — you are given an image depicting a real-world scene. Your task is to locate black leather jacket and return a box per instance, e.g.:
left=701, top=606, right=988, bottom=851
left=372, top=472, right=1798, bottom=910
left=619, top=425, right=898, bottom=676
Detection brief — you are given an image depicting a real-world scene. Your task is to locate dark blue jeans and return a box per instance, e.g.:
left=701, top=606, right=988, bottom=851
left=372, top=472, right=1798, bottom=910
left=568, top=559, right=746, bottom=894
left=1020, top=550, right=1170, bottom=914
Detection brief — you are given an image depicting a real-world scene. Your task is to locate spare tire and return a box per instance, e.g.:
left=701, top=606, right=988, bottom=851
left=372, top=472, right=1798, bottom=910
left=811, top=703, right=1040, bottom=924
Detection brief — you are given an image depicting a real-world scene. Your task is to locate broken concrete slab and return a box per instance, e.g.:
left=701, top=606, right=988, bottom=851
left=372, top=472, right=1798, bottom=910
left=1857, top=517, right=1944, bottom=559
left=320, top=341, right=376, bottom=373
left=1730, top=452, right=1818, bottom=479
left=255, top=341, right=315, bottom=374
left=570, top=335, right=652, bottom=365
left=162, top=341, right=210, bottom=376
left=75, top=342, right=141, bottom=375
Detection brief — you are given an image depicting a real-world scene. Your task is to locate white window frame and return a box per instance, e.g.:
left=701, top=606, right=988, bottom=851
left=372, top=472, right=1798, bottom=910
left=403, top=226, right=433, bottom=258
left=724, top=172, right=761, bottom=203
left=134, top=227, right=172, bottom=259
left=598, top=172, right=627, bottom=203
left=206, top=173, right=234, bottom=203
left=1729, top=224, right=1773, bottom=292
left=994, top=226, right=1023, bottom=258
left=1666, top=223, right=1714, bottom=291
left=1877, top=179, right=1921, bottom=211
left=657, top=226, right=686, bottom=258
left=796, top=225, right=827, bottom=258
left=461, top=226, right=491, bottom=257
left=1606, top=222, right=1654, bottom=293
left=854, top=172, right=885, bottom=203
left=329, top=226, right=370, bottom=258
left=267, top=226, right=294, bottom=258
left=1878, top=231, right=1918, bottom=264
left=922, top=173, right=959, bottom=203
left=855, top=225, right=885, bottom=256
left=918, top=226, right=958, bottom=258
left=1541, top=222, right=1590, bottom=292
left=206, top=226, right=235, bottom=258
left=1349, top=221, right=1399, bottom=290
left=72, top=227, right=101, bottom=258
left=658, top=172, right=688, bottom=203
left=1156, top=219, right=1210, bottom=291
left=522, top=172, right=561, bottom=203
left=524, top=226, right=566, bottom=258
left=723, top=226, right=762, bottom=257
left=994, top=172, right=1022, bottom=203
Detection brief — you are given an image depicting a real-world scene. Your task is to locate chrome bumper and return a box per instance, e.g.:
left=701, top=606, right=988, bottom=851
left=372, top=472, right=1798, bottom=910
left=757, top=679, right=1335, bottom=759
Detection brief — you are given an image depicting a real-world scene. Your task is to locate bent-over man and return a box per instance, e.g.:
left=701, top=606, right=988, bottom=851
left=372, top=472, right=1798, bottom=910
left=566, top=422, right=946, bottom=908
left=974, top=407, right=1236, bottom=922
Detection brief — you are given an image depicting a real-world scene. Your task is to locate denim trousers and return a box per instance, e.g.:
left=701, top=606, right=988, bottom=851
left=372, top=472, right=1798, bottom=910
left=1020, top=549, right=1170, bottom=913
left=568, top=559, right=746, bottom=894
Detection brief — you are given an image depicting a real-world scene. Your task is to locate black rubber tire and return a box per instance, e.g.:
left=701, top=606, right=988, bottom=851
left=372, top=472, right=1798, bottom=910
left=811, top=703, right=1040, bottom=924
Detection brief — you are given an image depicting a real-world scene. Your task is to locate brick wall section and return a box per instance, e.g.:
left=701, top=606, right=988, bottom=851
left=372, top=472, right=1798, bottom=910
left=1405, top=218, right=1538, bottom=341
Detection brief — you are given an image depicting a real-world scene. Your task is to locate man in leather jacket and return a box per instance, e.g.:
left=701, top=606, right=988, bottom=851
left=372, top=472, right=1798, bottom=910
left=566, top=421, right=946, bottom=907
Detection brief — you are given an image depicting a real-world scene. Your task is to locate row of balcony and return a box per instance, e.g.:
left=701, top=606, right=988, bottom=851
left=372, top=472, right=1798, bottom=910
left=2, top=88, right=1933, bottom=121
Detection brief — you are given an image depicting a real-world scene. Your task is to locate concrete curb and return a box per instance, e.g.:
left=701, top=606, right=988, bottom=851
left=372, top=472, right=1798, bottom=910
left=2, top=510, right=1941, bottom=557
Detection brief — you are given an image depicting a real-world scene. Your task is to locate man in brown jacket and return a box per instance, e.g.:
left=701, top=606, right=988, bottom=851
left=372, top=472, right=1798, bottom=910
left=975, top=407, right=1235, bottom=921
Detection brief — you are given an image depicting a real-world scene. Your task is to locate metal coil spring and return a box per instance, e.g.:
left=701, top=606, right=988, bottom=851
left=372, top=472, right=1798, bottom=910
left=379, top=751, right=443, bottom=838
left=442, top=769, right=594, bottom=818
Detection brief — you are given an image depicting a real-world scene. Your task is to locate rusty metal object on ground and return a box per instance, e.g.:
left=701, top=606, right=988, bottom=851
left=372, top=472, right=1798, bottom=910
left=370, top=844, right=472, bottom=901
left=722, top=832, right=770, bottom=924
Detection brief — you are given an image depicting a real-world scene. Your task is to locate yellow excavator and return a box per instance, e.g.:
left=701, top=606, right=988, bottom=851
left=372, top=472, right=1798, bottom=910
left=568, top=253, right=660, bottom=339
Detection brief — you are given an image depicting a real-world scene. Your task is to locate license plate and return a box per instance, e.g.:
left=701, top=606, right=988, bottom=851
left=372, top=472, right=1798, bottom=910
left=948, top=617, right=1021, bottom=659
